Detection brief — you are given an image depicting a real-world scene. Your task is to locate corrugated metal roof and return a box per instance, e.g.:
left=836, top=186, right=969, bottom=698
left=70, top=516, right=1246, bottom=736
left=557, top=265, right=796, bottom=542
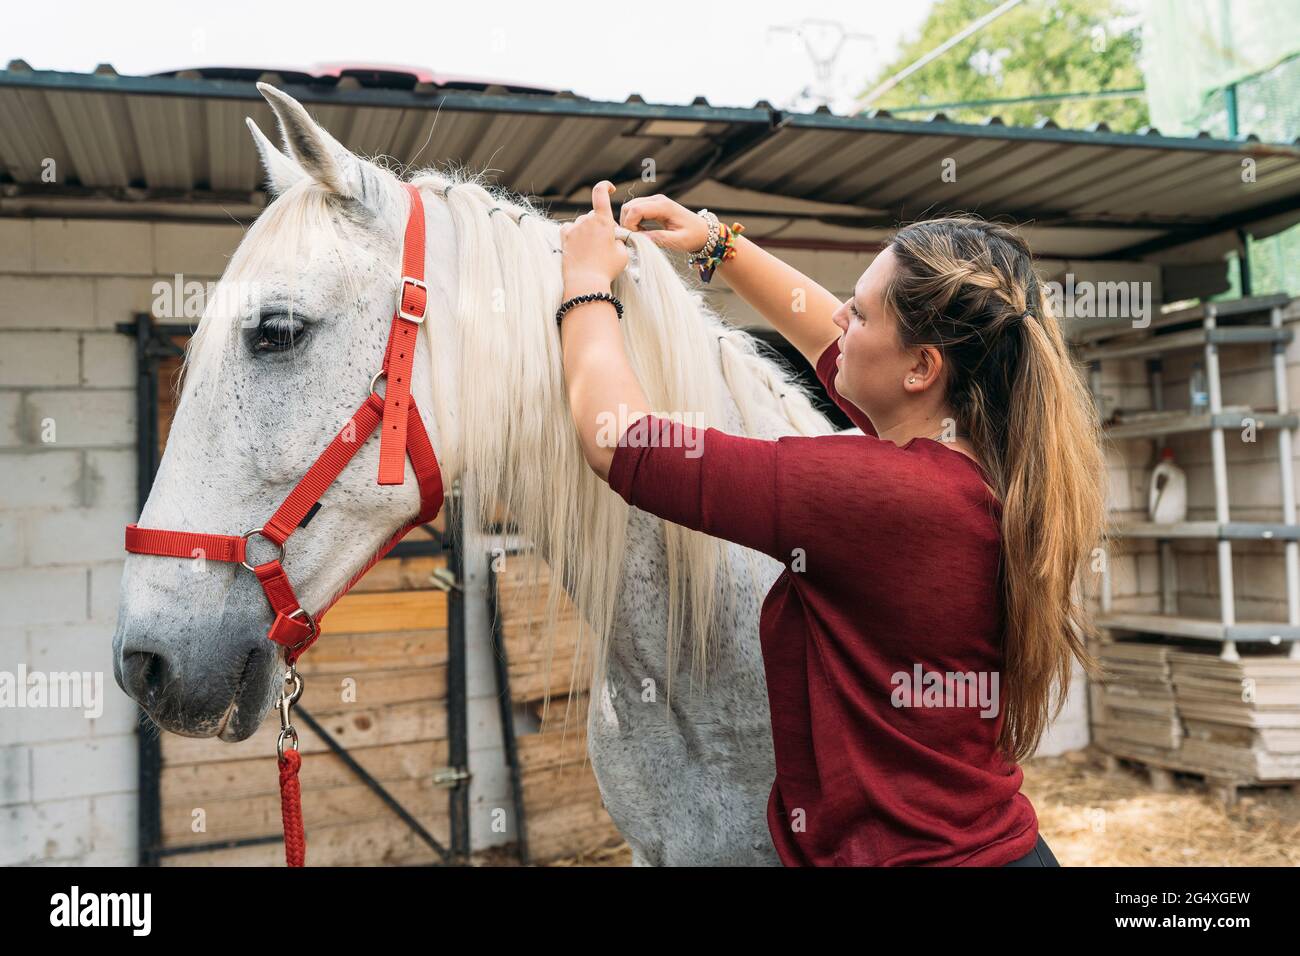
left=2, top=61, right=1299, bottom=261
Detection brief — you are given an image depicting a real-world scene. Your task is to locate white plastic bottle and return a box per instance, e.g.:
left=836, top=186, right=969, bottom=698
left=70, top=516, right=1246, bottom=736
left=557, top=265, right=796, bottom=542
left=1148, top=447, right=1187, bottom=524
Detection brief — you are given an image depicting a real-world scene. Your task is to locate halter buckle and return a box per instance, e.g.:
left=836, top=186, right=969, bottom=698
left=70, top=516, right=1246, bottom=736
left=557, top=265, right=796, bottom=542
left=288, top=607, right=319, bottom=640
left=397, top=277, right=428, bottom=323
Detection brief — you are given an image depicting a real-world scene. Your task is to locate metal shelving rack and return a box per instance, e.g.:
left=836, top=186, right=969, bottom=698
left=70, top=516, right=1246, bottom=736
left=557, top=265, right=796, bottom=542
left=1080, top=293, right=1300, bottom=662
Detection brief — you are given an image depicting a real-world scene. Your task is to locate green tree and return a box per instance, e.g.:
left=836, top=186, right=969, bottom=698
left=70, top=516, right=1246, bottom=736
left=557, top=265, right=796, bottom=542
left=865, top=0, right=1150, bottom=132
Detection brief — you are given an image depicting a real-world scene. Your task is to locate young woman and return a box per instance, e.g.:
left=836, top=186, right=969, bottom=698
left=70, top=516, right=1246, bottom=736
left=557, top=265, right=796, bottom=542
left=557, top=181, right=1106, bottom=867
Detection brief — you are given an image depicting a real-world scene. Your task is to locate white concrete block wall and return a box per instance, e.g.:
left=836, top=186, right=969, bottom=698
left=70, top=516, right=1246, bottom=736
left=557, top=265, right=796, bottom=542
left=0, top=217, right=235, bottom=866
left=1095, top=346, right=1164, bottom=625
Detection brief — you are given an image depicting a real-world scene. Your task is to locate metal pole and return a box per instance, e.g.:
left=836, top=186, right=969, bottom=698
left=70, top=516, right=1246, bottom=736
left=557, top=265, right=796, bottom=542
left=485, top=562, right=529, bottom=864
left=1205, top=304, right=1239, bottom=661
left=128, top=312, right=163, bottom=867
left=1238, top=228, right=1253, bottom=297
left=1089, top=359, right=1113, bottom=615
left=885, top=86, right=1146, bottom=114
left=444, top=483, right=471, bottom=859
left=1269, top=305, right=1300, bottom=659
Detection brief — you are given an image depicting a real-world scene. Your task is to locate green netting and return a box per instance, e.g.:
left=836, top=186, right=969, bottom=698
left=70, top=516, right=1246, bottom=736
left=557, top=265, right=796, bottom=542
left=1140, top=0, right=1300, bottom=296
left=1139, top=0, right=1300, bottom=138
left=1167, top=50, right=1300, bottom=140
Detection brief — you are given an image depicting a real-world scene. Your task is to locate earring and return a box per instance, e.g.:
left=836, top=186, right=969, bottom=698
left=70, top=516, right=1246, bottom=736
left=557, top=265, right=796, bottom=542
left=908, top=377, right=916, bottom=384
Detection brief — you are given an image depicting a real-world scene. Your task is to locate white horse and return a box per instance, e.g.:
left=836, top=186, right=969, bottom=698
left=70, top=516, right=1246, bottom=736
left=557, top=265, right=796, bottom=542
left=113, top=84, right=836, bottom=865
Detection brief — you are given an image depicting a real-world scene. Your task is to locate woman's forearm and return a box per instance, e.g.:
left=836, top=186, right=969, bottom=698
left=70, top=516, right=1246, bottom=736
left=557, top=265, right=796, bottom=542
left=560, top=279, right=652, bottom=482
left=715, top=234, right=843, bottom=366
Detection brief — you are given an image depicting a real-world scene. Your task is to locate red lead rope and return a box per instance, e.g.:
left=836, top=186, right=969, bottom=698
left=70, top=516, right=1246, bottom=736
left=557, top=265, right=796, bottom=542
left=124, top=184, right=442, bottom=866
left=279, top=750, right=306, bottom=867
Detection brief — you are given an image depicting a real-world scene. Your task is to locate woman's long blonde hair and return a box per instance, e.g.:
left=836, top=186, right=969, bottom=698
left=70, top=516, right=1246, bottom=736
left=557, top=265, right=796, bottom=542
left=885, top=216, right=1108, bottom=763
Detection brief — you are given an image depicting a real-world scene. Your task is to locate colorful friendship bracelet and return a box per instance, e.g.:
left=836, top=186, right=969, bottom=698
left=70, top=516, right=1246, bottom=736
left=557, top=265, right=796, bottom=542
left=695, top=221, right=745, bottom=284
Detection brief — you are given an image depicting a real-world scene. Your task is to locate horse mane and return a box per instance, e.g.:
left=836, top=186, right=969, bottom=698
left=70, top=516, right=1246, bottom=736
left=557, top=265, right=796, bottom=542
left=183, top=160, right=836, bottom=705
left=406, top=167, right=835, bottom=704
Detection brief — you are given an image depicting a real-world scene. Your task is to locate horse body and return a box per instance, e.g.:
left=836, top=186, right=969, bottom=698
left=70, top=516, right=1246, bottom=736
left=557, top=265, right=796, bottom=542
left=590, top=445, right=784, bottom=866
left=113, top=84, right=831, bottom=864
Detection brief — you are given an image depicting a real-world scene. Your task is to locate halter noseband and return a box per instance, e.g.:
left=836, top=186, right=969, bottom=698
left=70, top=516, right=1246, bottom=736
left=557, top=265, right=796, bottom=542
left=123, top=183, right=445, bottom=666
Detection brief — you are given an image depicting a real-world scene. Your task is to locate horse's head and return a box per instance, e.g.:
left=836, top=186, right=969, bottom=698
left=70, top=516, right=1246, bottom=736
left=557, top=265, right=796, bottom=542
left=113, top=85, right=462, bottom=740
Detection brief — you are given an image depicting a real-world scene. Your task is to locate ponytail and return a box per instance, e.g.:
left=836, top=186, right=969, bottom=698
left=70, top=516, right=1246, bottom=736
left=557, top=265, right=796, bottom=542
left=886, top=217, right=1108, bottom=762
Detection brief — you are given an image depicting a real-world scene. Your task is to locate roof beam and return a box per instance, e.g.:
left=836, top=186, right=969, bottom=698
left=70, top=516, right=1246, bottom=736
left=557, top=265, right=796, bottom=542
left=1112, top=193, right=1300, bottom=259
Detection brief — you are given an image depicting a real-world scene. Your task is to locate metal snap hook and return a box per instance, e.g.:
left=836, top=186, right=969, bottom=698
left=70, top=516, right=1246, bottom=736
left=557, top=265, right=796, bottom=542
left=276, top=665, right=304, bottom=759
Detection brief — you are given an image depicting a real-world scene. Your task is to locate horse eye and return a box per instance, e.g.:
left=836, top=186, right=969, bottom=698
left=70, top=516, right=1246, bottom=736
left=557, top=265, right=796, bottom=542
left=254, top=313, right=305, bottom=353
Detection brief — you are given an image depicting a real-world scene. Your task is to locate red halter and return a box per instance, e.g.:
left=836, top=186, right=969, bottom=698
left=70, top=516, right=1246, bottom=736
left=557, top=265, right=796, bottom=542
left=123, top=183, right=443, bottom=866
left=123, top=182, right=444, bottom=666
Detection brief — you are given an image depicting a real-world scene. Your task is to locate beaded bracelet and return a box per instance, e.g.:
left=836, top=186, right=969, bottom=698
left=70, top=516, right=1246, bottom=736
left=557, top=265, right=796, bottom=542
left=688, top=210, right=721, bottom=265
left=555, top=290, right=623, bottom=327
left=694, top=220, right=745, bottom=284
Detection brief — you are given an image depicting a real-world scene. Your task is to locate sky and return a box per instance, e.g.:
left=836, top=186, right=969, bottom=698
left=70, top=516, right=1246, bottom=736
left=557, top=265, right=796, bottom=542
left=2, top=0, right=933, bottom=114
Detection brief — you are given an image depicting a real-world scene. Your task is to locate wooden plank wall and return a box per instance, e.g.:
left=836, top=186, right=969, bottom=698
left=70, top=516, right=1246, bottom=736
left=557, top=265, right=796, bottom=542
left=493, top=553, right=624, bottom=862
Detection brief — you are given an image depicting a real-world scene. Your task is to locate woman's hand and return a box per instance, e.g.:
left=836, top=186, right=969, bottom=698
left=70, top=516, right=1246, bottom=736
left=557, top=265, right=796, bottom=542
left=560, top=181, right=629, bottom=292
left=619, top=193, right=710, bottom=253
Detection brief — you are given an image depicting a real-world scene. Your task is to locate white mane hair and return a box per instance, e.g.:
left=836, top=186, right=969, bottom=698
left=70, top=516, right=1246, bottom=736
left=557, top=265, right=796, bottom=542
left=404, top=166, right=835, bottom=698
left=184, top=157, right=835, bottom=699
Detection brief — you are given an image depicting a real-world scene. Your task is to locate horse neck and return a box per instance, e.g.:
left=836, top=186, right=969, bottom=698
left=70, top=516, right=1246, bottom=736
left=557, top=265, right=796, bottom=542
left=438, top=191, right=824, bottom=686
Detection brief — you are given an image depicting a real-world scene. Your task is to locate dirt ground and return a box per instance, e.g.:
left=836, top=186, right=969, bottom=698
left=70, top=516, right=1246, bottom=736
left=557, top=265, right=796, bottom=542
left=482, top=746, right=1300, bottom=867
left=1023, top=748, right=1300, bottom=867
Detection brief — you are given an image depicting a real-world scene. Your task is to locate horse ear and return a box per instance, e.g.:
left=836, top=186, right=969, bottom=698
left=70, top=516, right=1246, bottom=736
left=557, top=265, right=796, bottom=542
left=245, top=117, right=306, bottom=197
left=256, top=82, right=373, bottom=203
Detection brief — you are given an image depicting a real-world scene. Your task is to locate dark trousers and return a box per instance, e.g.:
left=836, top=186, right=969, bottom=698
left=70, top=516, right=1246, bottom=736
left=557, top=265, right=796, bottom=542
left=1001, top=833, right=1060, bottom=867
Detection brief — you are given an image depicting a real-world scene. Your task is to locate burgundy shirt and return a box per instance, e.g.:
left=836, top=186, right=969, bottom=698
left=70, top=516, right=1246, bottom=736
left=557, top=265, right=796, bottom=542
left=606, top=339, right=1038, bottom=866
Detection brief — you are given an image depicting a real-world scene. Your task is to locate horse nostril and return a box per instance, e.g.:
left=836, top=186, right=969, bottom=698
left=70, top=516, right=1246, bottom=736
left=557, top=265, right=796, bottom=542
left=121, top=648, right=169, bottom=704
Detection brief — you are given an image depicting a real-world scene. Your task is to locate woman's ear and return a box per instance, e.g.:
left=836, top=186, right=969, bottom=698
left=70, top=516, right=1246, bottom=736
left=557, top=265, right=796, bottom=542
left=905, top=346, right=945, bottom=391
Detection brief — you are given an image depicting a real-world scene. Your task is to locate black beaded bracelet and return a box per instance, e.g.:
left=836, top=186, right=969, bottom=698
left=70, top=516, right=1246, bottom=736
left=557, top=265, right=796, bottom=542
left=556, top=291, right=623, bottom=327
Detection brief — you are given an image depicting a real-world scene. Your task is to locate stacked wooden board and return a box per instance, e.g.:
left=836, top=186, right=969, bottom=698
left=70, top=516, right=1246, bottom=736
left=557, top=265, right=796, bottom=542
left=1093, top=642, right=1183, bottom=754
left=1170, top=650, right=1300, bottom=780
left=492, top=552, right=624, bottom=862
left=1095, top=639, right=1300, bottom=785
